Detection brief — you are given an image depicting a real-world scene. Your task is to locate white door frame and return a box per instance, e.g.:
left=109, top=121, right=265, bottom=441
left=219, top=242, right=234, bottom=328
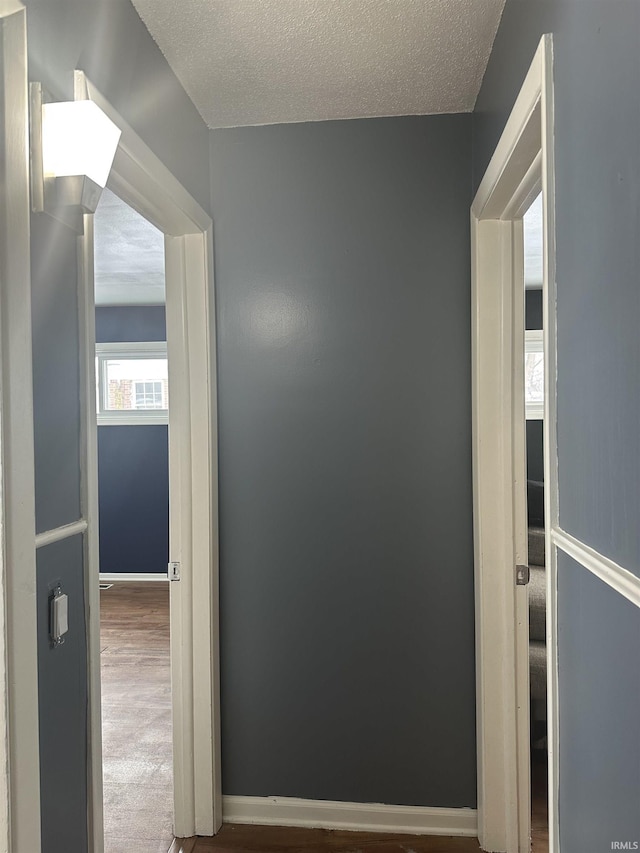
left=471, top=35, right=558, bottom=853
left=73, top=71, right=222, bottom=848
left=0, top=4, right=42, bottom=852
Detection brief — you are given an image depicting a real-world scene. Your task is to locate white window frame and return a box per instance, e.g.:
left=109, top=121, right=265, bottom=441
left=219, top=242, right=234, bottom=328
left=96, top=341, right=168, bottom=425
left=525, top=329, right=544, bottom=420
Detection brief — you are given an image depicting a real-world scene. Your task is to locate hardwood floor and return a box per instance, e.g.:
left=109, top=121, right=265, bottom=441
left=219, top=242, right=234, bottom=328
left=101, top=582, right=173, bottom=853
left=187, top=826, right=481, bottom=853
left=531, top=749, right=549, bottom=853
left=101, top=584, right=548, bottom=853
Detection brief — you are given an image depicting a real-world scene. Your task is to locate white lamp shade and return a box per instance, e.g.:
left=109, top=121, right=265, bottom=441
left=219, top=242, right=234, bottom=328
left=42, top=100, right=121, bottom=189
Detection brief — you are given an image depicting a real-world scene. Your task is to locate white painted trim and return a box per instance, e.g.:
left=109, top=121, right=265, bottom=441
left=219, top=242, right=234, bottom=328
left=96, top=341, right=167, bottom=357
left=96, top=409, right=169, bottom=426
left=97, top=413, right=169, bottom=427
left=0, top=8, right=42, bottom=852
left=552, top=528, right=640, bottom=609
left=540, top=38, right=560, bottom=853
left=77, top=212, right=105, bottom=853
left=75, top=74, right=210, bottom=236
left=222, top=796, right=478, bottom=837
left=99, top=573, right=169, bottom=583
left=472, top=35, right=555, bottom=853
left=74, top=71, right=221, bottom=841
left=0, top=1, right=22, bottom=16
left=472, top=43, right=545, bottom=220
left=165, top=229, right=221, bottom=837
left=34, top=519, right=88, bottom=550
left=168, top=838, right=197, bottom=853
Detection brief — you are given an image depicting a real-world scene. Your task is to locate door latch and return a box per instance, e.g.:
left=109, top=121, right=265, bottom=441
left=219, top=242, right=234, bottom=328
left=516, top=564, right=530, bottom=586
left=168, top=562, right=181, bottom=581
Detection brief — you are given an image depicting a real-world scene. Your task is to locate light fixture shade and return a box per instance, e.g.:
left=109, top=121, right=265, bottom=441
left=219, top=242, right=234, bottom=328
left=41, top=100, right=121, bottom=189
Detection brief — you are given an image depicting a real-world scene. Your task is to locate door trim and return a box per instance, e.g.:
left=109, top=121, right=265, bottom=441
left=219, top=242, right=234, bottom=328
left=471, top=35, right=558, bottom=853
left=73, top=71, right=221, bottom=848
left=0, top=5, right=42, bottom=852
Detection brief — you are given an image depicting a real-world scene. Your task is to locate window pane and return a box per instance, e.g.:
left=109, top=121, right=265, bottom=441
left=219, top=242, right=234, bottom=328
left=103, top=358, right=168, bottom=411
left=525, top=351, right=544, bottom=404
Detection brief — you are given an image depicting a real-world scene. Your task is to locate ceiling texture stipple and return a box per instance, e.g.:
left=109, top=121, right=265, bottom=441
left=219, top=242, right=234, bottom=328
left=131, top=0, right=507, bottom=129
left=94, top=189, right=166, bottom=306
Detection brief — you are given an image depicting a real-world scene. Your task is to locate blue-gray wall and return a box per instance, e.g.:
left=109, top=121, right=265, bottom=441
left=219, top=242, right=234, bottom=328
left=475, top=1, right=640, bottom=845
left=210, top=115, right=476, bottom=806
left=31, top=213, right=86, bottom=853
left=557, top=552, right=640, bottom=851
left=37, top=536, right=87, bottom=853
left=96, top=307, right=168, bottom=576
left=26, top=1, right=209, bottom=848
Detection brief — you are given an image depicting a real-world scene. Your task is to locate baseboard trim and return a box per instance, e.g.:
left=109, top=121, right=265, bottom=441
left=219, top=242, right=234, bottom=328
left=168, top=838, right=196, bottom=853
left=222, top=795, right=477, bottom=836
left=99, top=572, right=168, bottom=583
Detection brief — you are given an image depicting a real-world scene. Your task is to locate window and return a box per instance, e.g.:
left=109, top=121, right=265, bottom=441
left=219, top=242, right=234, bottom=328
left=96, top=342, right=168, bottom=425
left=134, top=380, right=164, bottom=410
left=525, top=329, right=543, bottom=420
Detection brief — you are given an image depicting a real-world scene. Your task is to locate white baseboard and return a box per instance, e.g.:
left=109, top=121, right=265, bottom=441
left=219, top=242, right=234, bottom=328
left=167, top=839, right=196, bottom=853
left=99, top=572, right=168, bottom=583
left=222, top=795, right=477, bottom=836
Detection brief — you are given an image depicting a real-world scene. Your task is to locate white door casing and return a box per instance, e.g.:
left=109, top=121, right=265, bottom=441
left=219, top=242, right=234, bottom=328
left=73, top=71, right=221, bottom=848
left=0, top=4, right=42, bottom=852
left=471, top=35, right=558, bottom=853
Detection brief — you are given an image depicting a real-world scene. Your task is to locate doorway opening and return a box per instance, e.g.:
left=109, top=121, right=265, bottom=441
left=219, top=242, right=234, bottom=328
left=93, top=187, right=173, bottom=852
left=73, top=70, right=221, bottom=852
left=523, top=193, right=548, bottom=852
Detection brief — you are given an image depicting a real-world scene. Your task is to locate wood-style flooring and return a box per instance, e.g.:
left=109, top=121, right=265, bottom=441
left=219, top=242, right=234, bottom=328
left=102, top=584, right=548, bottom=853
left=101, top=582, right=173, bottom=853
left=182, top=827, right=482, bottom=852
left=531, top=750, right=549, bottom=853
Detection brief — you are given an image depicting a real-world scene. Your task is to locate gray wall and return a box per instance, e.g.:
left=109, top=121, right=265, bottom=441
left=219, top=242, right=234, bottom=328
left=210, top=115, right=476, bottom=806
left=475, top=1, right=640, bottom=845
left=31, top=211, right=86, bottom=853
left=26, top=2, right=210, bottom=848
left=37, top=536, right=87, bottom=853
left=557, top=552, right=640, bottom=850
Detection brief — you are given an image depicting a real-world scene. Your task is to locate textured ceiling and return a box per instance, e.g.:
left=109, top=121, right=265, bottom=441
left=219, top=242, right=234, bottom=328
left=94, top=189, right=165, bottom=306
left=131, top=0, right=506, bottom=129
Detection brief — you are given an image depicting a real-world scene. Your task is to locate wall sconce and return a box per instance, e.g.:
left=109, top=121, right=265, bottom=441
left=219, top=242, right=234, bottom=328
left=30, top=82, right=121, bottom=230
